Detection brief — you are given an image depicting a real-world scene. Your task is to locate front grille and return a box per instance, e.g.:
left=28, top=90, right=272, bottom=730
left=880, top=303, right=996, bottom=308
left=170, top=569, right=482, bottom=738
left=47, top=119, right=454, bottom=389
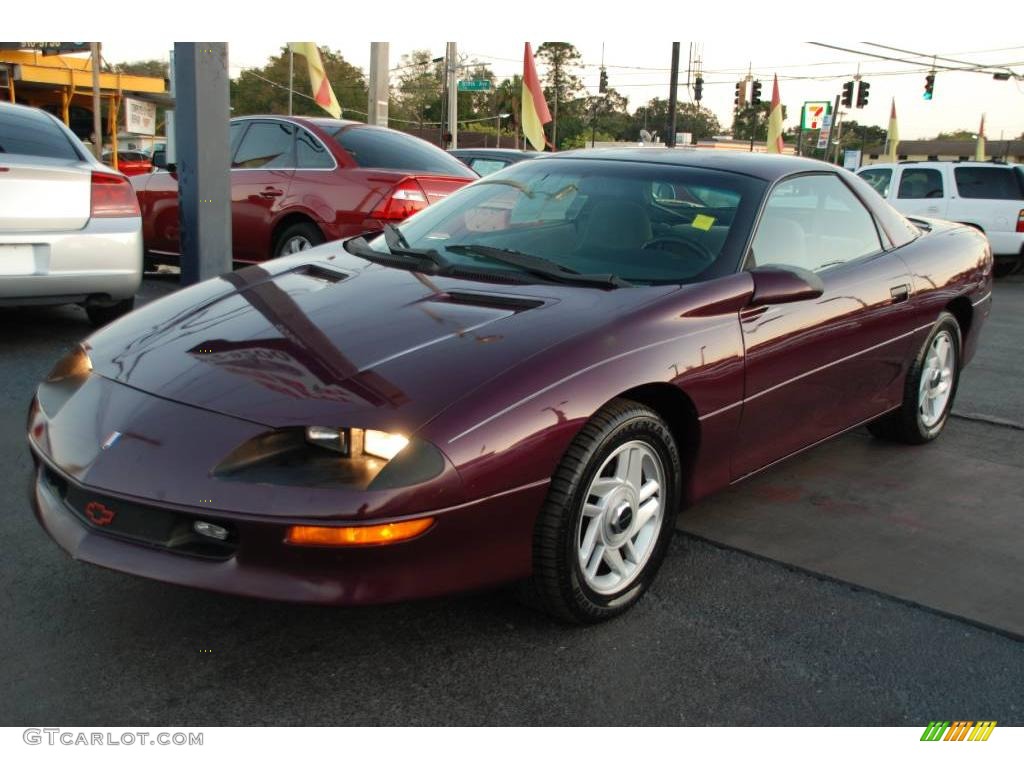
left=42, top=466, right=237, bottom=560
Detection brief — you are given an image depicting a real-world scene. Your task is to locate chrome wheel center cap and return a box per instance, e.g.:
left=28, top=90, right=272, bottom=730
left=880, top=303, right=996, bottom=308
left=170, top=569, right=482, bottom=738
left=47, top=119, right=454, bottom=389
left=609, top=501, right=633, bottom=534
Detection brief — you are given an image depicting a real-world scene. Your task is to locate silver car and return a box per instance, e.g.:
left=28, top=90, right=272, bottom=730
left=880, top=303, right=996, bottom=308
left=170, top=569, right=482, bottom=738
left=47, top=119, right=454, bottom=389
left=0, top=102, right=142, bottom=325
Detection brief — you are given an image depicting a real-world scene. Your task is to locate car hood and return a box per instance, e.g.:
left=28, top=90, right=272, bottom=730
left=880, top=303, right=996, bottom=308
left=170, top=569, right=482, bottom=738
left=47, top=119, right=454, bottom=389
left=86, top=246, right=677, bottom=434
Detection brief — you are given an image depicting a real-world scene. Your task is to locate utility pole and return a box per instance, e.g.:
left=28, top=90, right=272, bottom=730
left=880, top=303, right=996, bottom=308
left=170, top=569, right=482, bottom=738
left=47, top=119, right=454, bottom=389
left=174, top=42, right=232, bottom=285
left=666, top=42, right=680, bottom=148
left=367, top=42, right=389, bottom=127
left=90, top=42, right=102, bottom=160
left=288, top=47, right=293, bottom=115
left=446, top=42, right=458, bottom=149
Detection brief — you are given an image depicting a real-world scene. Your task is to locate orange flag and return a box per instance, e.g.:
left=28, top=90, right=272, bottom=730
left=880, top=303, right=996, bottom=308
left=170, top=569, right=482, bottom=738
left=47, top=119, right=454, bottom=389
left=289, top=42, right=341, bottom=119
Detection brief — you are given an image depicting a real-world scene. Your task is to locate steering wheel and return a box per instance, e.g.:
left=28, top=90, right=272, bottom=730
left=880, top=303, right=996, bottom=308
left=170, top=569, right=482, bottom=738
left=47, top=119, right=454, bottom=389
left=641, top=237, right=716, bottom=269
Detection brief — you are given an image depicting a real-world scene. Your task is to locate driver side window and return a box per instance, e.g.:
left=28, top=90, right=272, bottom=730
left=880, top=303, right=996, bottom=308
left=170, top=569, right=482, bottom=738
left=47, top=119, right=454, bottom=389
left=749, top=174, right=882, bottom=272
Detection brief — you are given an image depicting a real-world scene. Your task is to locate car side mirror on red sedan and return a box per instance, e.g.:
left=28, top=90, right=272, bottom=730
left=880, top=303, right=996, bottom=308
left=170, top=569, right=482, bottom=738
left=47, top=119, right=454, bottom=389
left=748, top=265, right=825, bottom=307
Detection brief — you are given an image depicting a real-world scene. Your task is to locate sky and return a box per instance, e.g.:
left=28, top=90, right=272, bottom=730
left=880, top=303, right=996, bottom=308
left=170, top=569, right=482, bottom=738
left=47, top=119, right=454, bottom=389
left=95, top=39, right=1024, bottom=142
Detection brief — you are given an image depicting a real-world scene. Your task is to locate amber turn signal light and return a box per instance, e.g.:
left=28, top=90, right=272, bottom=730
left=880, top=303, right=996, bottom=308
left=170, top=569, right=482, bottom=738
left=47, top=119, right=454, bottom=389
left=285, top=517, right=435, bottom=547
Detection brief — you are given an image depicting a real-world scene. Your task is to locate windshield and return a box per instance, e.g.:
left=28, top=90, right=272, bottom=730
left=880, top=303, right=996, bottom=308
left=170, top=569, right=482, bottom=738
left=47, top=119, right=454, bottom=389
left=361, top=157, right=766, bottom=285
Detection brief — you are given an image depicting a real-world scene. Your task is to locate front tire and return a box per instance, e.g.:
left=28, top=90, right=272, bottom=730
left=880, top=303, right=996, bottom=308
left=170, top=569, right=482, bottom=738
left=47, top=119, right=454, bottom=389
left=868, top=311, right=961, bottom=444
left=527, top=398, right=682, bottom=623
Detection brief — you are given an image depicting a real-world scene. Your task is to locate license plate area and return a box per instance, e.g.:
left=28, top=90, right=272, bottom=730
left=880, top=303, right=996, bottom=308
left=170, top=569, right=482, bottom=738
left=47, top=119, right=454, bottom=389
left=45, top=468, right=237, bottom=560
left=0, top=244, right=37, bottom=275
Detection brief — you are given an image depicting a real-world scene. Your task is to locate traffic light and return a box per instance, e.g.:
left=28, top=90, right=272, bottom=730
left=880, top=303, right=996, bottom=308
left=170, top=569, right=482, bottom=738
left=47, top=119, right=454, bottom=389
left=751, top=80, right=763, bottom=105
left=734, top=80, right=747, bottom=110
left=841, top=80, right=855, bottom=109
left=599, top=67, right=608, bottom=93
left=924, top=72, right=935, bottom=100
left=856, top=80, right=870, bottom=108
left=694, top=76, right=704, bottom=102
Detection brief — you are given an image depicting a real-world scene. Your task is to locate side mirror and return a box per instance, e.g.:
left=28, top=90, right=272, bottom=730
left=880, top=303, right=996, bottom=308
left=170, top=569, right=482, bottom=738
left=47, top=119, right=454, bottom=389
left=748, top=266, right=824, bottom=307
left=151, top=150, right=167, bottom=170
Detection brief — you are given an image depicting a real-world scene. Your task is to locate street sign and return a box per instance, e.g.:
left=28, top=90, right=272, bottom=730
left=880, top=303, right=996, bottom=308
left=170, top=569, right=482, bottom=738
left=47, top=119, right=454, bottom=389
left=458, top=79, right=492, bottom=92
left=0, top=42, right=90, bottom=56
left=124, top=98, right=157, bottom=135
left=802, top=101, right=831, bottom=131
left=816, top=115, right=834, bottom=149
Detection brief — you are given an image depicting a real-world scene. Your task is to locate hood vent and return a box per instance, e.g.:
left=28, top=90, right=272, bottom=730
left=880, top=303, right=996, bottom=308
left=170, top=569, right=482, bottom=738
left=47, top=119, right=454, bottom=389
left=432, top=290, right=544, bottom=313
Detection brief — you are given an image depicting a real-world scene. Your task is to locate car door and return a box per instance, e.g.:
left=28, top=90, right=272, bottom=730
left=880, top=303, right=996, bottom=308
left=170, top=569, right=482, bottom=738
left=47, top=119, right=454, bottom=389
left=230, top=119, right=296, bottom=262
left=732, top=172, right=918, bottom=480
left=893, top=164, right=949, bottom=220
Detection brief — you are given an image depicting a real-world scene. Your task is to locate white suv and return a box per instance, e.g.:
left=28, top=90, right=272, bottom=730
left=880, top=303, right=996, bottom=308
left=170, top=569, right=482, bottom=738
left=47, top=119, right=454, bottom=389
left=857, top=161, right=1024, bottom=275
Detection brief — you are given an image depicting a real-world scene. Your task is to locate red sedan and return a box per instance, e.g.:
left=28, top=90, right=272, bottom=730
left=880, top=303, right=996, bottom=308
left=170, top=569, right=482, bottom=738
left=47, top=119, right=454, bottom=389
left=103, top=150, right=153, bottom=177
left=131, top=116, right=477, bottom=264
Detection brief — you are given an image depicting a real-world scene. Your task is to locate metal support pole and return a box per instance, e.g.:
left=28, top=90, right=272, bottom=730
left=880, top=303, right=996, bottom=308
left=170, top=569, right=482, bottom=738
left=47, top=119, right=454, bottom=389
left=90, top=42, right=102, bottom=159
left=446, top=42, right=458, bottom=149
left=367, top=42, right=389, bottom=127
left=666, top=43, right=680, bottom=148
left=174, top=42, right=232, bottom=285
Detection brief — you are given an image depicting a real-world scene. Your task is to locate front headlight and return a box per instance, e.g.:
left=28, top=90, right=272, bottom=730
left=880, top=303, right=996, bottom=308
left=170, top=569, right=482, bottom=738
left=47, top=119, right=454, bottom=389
left=304, top=427, right=409, bottom=461
left=216, top=427, right=443, bottom=491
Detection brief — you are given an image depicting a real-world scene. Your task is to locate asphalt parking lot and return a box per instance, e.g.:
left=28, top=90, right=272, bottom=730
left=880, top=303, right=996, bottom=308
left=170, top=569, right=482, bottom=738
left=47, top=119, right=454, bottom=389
left=1, top=275, right=1022, bottom=726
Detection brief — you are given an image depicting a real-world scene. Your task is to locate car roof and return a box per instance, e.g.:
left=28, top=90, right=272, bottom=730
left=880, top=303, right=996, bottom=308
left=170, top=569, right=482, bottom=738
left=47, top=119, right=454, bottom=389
left=450, top=148, right=541, bottom=160
left=552, top=147, right=841, bottom=182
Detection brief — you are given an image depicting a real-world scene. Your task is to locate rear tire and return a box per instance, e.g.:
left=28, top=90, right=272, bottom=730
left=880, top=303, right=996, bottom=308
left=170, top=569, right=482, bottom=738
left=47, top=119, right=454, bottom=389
left=868, top=312, right=961, bottom=444
left=85, top=298, right=135, bottom=327
left=525, top=398, right=682, bottom=624
left=273, top=221, right=324, bottom=259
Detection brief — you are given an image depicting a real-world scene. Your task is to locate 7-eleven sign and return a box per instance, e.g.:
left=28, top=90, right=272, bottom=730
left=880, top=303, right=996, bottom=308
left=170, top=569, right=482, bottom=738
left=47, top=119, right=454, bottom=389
left=802, top=101, right=831, bottom=131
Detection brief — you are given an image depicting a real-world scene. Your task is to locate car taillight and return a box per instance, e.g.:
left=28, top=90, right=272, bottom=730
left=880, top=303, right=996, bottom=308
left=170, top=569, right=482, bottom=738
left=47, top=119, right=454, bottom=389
left=371, top=179, right=429, bottom=221
left=91, top=171, right=140, bottom=218
left=1017, top=209, right=1024, bottom=233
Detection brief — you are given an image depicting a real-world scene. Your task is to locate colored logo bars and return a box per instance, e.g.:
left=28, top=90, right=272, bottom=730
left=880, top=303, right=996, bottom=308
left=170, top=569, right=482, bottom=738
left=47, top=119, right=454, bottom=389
left=920, top=721, right=997, bottom=742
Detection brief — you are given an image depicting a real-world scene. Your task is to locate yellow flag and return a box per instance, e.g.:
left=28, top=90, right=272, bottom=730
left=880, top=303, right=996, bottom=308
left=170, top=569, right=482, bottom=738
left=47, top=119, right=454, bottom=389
left=887, top=100, right=899, bottom=162
left=288, top=42, right=341, bottom=119
left=975, top=114, right=986, bottom=161
left=765, top=75, right=784, bottom=154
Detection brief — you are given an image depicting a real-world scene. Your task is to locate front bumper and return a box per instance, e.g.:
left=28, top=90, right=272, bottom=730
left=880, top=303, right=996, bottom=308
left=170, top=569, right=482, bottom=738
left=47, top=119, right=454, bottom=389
left=26, top=370, right=547, bottom=605
left=29, top=452, right=546, bottom=605
left=0, top=217, right=142, bottom=304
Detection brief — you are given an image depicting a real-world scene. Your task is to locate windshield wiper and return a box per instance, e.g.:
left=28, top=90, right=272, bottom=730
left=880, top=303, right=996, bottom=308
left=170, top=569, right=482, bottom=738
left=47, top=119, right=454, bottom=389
left=444, top=244, right=631, bottom=289
left=345, top=232, right=447, bottom=273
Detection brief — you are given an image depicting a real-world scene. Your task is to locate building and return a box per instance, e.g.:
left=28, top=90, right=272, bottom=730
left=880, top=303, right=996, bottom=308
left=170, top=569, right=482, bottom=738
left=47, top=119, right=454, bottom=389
left=2, top=46, right=167, bottom=169
left=861, top=139, right=1024, bottom=166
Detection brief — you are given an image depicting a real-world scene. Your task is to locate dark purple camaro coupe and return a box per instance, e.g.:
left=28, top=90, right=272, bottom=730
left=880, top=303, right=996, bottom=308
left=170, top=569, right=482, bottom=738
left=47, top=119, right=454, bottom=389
left=28, top=150, right=992, bottom=622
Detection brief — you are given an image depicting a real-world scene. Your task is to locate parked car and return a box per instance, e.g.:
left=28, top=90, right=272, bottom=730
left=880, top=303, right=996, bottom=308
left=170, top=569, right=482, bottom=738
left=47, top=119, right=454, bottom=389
left=131, top=117, right=477, bottom=265
left=0, top=102, right=142, bottom=325
left=29, top=150, right=991, bottom=622
left=449, top=147, right=541, bottom=176
left=102, top=149, right=153, bottom=177
left=858, top=161, right=1024, bottom=276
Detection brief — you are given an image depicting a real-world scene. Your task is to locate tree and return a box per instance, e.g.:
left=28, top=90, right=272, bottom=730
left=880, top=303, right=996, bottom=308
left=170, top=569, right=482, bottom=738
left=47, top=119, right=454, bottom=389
left=731, top=102, right=786, bottom=142
left=494, top=76, right=523, bottom=148
left=834, top=121, right=888, bottom=152
left=231, top=46, right=367, bottom=119
left=391, top=49, right=443, bottom=131
left=106, top=59, right=168, bottom=78
left=535, top=43, right=584, bottom=149
left=623, top=99, right=721, bottom=144
left=934, top=129, right=976, bottom=141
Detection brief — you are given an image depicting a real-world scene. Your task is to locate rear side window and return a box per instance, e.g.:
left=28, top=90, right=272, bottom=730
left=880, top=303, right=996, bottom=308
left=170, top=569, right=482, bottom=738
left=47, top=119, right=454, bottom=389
left=954, top=167, right=1024, bottom=200
left=469, top=158, right=508, bottom=176
left=335, top=127, right=474, bottom=177
left=232, top=121, right=295, bottom=169
left=296, top=128, right=334, bottom=169
left=898, top=168, right=944, bottom=199
left=0, top=108, right=81, bottom=160
left=858, top=167, right=892, bottom=197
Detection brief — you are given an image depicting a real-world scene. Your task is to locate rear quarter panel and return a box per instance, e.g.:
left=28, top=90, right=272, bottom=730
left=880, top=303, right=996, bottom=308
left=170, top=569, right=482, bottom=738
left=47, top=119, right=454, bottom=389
left=895, top=221, right=992, bottom=366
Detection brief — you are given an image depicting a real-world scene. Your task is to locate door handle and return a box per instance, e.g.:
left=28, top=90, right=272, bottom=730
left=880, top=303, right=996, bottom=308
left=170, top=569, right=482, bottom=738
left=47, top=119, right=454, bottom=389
left=926, top=205, right=940, bottom=213
left=890, top=284, right=910, bottom=303
left=260, top=187, right=284, bottom=198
